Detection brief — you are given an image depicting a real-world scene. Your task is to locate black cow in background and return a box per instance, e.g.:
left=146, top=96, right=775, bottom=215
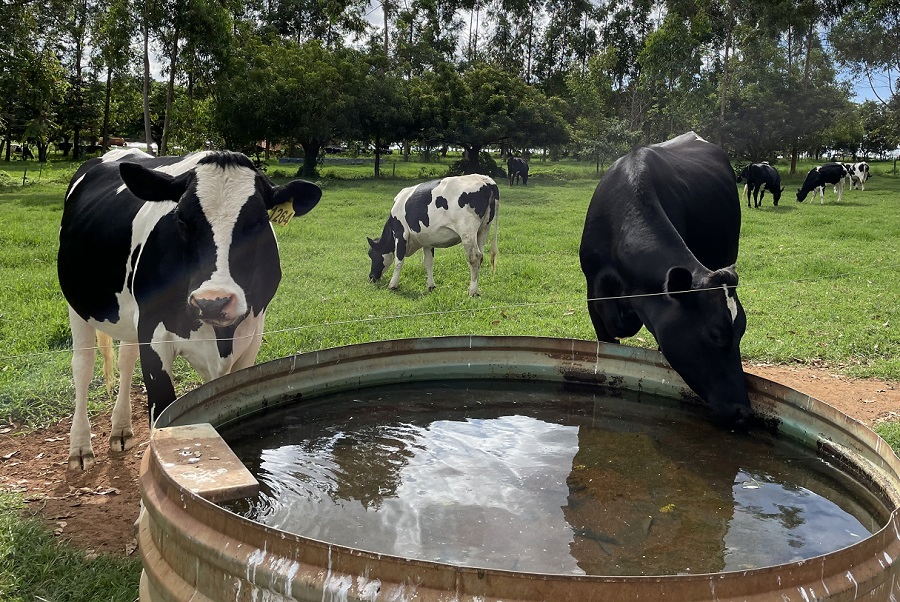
left=736, top=162, right=784, bottom=208
left=507, top=156, right=529, bottom=185
left=580, top=132, right=751, bottom=426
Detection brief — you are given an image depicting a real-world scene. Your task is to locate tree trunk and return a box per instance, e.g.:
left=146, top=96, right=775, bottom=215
left=160, top=27, right=180, bottom=156
left=526, top=7, right=534, bottom=82
left=374, top=134, right=382, bottom=177
left=72, top=2, right=86, bottom=161
left=300, top=141, right=321, bottom=178
left=101, top=64, right=113, bottom=152
left=464, top=144, right=482, bottom=174
left=718, top=0, right=734, bottom=145
left=143, top=20, right=154, bottom=154
left=383, top=0, right=389, bottom=55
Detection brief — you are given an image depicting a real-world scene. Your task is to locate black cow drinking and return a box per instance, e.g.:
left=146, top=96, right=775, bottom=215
left=579, top=132, right=751, bottom=425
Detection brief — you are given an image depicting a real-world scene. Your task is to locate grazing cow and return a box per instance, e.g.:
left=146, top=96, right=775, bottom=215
left=58, top=148, right=322, bottom=469
left=843, top=161, right=870, bottom=190
left=507, top=156, right=528, bottom=185
left=367, top=174, right=499, bottom=296
left=736, top=162, right=784, bottom=208
left=796, top=163, right=849, bottom=204
left=579, top=132, right=751, bottom=425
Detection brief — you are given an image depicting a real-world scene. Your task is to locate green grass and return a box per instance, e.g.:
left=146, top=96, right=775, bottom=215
left=0, top=492, right=142, bottom=601
left=1, top=156, right=899, bottom=427
left=0, top=152, right=898, bottom=600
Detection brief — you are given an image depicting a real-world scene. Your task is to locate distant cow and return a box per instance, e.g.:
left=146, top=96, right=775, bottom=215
left=796, top=163, right=849, bottom=204
left=580, top=132, right=750, bottom=425
left=843, top=161, right=870, bottom=190
left=368, top=175, right=499, bottom=296
left=736, top=162, right=784, bottom=208
left=58, top=149, right=322, bottom=469
left=507, top=157, right=528, bottom=185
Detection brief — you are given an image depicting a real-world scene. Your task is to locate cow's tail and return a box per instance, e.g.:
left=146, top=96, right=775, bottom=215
left=96, top=331, right=116, bottom=397
left=490, top=190, right=499, bottom=275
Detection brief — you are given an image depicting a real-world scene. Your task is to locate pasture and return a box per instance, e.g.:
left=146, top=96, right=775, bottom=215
left=1, top=156, right=899, bottom=428
left=0, top=153, right=899, bottom=599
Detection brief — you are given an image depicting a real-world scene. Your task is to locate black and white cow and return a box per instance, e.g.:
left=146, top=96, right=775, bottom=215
left=580, top=132, right=751, bottom=425
left=796, top=162, right=850, bottom=204
left=843, top=161, right=870, bottom=190
left=736, top=162, right=784, bottom=208
left=58, top=148, right=321, bottom=469
left=507, top=156, right=528, bottom=186
left=367, top=174, right=499, bottom=296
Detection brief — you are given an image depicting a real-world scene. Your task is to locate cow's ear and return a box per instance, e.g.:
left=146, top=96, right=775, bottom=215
left=270, top=179, right=322, bottom=217
left=664, top=266, right=694, bottom=300
left=119, top=162, right=188, bottom=201
left=367, top=237, right=376, bottom=248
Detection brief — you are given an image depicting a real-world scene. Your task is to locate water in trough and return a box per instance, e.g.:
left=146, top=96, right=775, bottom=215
left=219, top=380, right=884, bottom=577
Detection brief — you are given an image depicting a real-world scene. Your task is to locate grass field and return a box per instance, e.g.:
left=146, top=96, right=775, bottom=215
left=2, top=153, right=898, bottom=427
left=0, top=151, right=898, bottom=600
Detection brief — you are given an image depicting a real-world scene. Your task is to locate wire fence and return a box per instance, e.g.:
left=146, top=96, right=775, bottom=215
left=0, top=266, right=875, bottom=363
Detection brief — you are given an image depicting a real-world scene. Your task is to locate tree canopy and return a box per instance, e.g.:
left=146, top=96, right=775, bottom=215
left=2, top=0, right=898, bottom=172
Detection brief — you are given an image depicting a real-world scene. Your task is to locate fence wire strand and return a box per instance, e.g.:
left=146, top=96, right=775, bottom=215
left=0, top=266, right=878, bottom=363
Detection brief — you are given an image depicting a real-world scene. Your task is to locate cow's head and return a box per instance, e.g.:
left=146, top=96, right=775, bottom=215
left=654, top=265, right=751, bottom=426
left=735, top=165, right=749, bottom=183
left=120, top=152, right=321, bottom=327
left=772, top=186, right=785, bottom=205
left=367, top=235, right=395, bottom=282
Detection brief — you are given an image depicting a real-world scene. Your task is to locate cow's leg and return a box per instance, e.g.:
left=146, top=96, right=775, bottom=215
left=140, top=339, right=177, bottom=425
left=231, top=313, right=266, bottom=372
left=109, top=342, right=139, bottom=452
left=836, top=180, right=844, bottom=203
left=388, top=258, right=404, bottom=290
left=423, top=247, right=436, bottom=291
left=460, top=234, right=483, bottom=297
left=68, top=307, right=97, bottom=470
left=742, top=184, right=749, bottom=207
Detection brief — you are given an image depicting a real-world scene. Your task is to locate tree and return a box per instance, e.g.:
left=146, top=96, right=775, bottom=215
left=151, top=0, right=234, bottom=155
left=94, top=0, right=137, bottom=151
left=353, top=53, right=412, bottom=177
left=830, top=0, right=900, bottom=106
left=215, top=38, right=364, bottom=178
left=441, top=63, right=567, bottom=173
left=18, top=49, right=69, bottom=162
left=567, top=53, right=637, bottom=171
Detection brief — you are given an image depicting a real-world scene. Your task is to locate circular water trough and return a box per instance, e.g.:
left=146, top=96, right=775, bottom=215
left=138, top=336, right=900, bottom=601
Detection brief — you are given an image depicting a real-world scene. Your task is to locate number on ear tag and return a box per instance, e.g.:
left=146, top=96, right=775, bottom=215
left=268, top=201, right=295, bottom=227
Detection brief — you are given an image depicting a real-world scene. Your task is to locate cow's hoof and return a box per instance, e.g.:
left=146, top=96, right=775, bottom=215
left=427, top=285, right=436, bottom=292
left=109, top=430, right=135, bottom=452
left=68, top=450, right=96, bottom=471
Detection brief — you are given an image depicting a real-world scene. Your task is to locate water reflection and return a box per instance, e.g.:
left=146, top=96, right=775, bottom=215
left=220, top=381, right=878, bottom=576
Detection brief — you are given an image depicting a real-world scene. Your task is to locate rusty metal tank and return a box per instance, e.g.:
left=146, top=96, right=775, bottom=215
left=138, top=336, right=900, bottom=601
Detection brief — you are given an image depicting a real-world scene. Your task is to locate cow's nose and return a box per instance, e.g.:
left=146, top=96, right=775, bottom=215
left=190, top=295, right=233, bottom=317
left=712, top=401, right=752, bottom=431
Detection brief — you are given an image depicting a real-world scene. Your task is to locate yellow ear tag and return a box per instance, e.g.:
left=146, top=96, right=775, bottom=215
left=268, top=201, right=295, bottom=227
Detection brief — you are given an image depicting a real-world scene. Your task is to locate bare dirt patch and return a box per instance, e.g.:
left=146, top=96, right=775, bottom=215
left=1, top=364, right=899, bottom=558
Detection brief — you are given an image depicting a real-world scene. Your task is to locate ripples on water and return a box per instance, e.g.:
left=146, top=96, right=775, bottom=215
left=219, top=380, right=883, bottom=576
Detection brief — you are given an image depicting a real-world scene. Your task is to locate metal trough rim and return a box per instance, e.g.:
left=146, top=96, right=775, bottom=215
left=140, top=335, right=900, bottom=601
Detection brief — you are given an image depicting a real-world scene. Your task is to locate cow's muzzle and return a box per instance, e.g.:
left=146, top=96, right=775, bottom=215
left=189, top=294, right=242, bottom=327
